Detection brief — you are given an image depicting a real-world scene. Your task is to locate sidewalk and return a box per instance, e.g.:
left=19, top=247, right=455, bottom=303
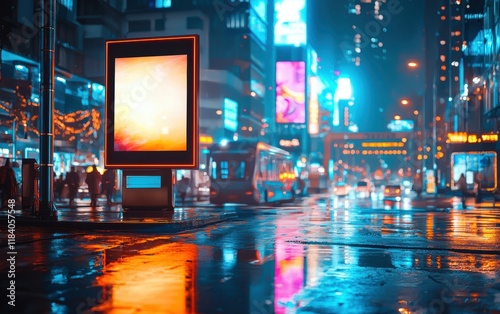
left=2, top=198, right=237, bottom=233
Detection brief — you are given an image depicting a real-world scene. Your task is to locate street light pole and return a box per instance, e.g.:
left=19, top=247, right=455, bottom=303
left=432, top=63, right=438, bottom=188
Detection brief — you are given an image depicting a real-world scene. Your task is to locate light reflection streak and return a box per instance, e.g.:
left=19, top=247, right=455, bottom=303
left=426, top=215, right=434, bottom=240
left=91, top=243, right=197, bottom=313
left=275, top=217, right=305, bottom=314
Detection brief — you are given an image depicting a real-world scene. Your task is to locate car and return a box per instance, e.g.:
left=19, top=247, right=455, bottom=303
left=384, top=184, right=402, bottom=201
left=333, top=182, right=350, bottom=197
left=355, top=180, right=371, bottom=198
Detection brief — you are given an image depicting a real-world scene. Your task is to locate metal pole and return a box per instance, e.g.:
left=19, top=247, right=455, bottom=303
left=432, top=63, right=438, bottom=194
left=39, top=0, right=57, bottom=218
left=11, top=119, right=15, bottom=159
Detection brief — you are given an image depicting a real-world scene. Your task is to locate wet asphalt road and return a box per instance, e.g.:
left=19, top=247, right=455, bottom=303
left=1, top=193, right=500, bottom=314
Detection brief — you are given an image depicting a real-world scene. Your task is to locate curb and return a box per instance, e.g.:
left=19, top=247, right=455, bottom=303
left=13, top=212, right=238, bottom=233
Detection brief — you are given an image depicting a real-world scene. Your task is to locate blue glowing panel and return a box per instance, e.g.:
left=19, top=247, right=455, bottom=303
left=451, top=152, right=497, bottom=190
left=224, top=98, right=238, bottom=132
left=274, top=0, right=307, bottom=46
left=249, top=9, right=267, bottom=45
left=251, top=0, right=267, bottom=22
left=126, top=176, right=162, bottom=188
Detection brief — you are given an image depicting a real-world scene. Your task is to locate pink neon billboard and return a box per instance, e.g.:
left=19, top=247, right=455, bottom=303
left=276, top=61, right=306, bottom=124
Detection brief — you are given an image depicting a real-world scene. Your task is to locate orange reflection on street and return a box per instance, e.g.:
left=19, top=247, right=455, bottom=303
left=91, top=243, right=197, bottom=313
left=426, top=215, right=434, bottom=240
left=445, top=254, right=500, bottom=272
left=381, top=215, right=395, bottom=235
left=451, top=211, right=500, bottom=246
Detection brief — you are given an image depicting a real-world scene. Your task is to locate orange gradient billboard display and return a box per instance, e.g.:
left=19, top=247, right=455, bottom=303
left=114, top=55, right=188, bottom=151
left=105, top=35, right=199, bottom=168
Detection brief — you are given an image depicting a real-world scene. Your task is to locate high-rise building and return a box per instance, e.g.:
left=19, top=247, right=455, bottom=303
left=0, top=0, right=105, bottom=170
left=465, top=0, right=500, bottom=131
left=346, top=0, right=389, bottom=66
left=436, top=0, right=460, bottom=133
left=111, top=0, right=276, bottom=144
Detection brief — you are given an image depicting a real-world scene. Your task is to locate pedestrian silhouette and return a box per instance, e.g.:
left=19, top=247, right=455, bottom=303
left=457, top=173, right=467, bottom=207
left=0, top=158, right=18, bottom=208
left=86, top=165, right=102, bottom=207
left=101, top=169, right=115, bottom=206
left=177, top=175, right=190, bottom=204
left=65, top=166, right=80, bottom=207
left=54, top=173, right=65, bottom=201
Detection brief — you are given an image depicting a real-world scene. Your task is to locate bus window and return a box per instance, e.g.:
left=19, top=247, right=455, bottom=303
left=212, top=159, right=250, bottom=180
left=220, top=161, right=229, bottom=179
left=229, top=160, right=245, bottom=179
left=211, top=160, right=217, bottom=179
left=259, top=154, right=268, bottom=180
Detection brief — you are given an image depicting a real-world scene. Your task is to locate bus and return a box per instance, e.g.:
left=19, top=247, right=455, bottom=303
left=207, top=140, right=298, bottom=205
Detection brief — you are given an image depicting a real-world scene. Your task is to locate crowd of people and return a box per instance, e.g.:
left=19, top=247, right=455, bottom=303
left=54, top=165, right=116, bottom=207
left=0, top=159, right=117, bottom=209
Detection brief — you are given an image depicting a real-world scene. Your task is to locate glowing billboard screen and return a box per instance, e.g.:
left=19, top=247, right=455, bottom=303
left=274, top=0, right=307, bottom=46
left=114, top=55, right=188, bottom=151
left=105, top=35, right=199, bottom=168
left=251, top=0, right=267, bottom=22
left=276, top=61, right=305, bottom=124
left=451, top=151, right=497, bottom=191
left=223, top=98, right=238, bottom=132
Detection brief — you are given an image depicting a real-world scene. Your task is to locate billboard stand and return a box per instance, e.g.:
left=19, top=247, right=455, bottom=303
left=121, top=169, right=174, bottom=211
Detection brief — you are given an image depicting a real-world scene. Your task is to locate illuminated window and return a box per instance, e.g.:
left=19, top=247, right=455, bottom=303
left=154, top=0, right=172, bottom=8
left=440, top=55, right=446, bottom=62
left=440, top=76, right=446, bottom=81
left=441, top=65, right=446, bottom=71
left=440, top=40, right=446, bottom=45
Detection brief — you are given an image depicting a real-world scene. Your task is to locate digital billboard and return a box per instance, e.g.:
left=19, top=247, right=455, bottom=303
left=451, top=151, right=497, bottom=191
left=249, top=9, right=267, bottom=45
left=274, top=0, right=307, bottom=46
left=276, top=61, right=305, bottom=124
left=114, top=55, right=188, bottom=152
left=223, top=98, right=238, bottom=132
left=308, top=76, right=319, bottom=135
left=105, top=35, right=199, bottom=168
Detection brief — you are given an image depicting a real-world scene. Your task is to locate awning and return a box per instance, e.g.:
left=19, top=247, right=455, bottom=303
left=485, top=105, right=500, bottom=119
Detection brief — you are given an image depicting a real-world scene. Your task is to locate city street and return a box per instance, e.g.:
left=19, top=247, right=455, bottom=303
left=1, top=194, right=500, bottom=314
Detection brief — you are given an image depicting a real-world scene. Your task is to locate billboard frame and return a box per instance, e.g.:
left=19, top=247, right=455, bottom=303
left=104, top=35, right=200, bottom=169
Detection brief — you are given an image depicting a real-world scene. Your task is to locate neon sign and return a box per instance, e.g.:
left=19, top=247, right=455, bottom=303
left=447, top=132, right=498, bottom=144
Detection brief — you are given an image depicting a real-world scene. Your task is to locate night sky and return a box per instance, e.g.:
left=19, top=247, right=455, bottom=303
left=309, top=0, right=425, bottom=132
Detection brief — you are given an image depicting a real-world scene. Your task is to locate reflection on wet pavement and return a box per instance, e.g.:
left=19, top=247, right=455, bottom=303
left=2, top=197, right=500, bottom=313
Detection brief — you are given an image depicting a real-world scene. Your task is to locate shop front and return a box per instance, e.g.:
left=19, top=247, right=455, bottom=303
left=446, top=132, right=499, bottom=192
